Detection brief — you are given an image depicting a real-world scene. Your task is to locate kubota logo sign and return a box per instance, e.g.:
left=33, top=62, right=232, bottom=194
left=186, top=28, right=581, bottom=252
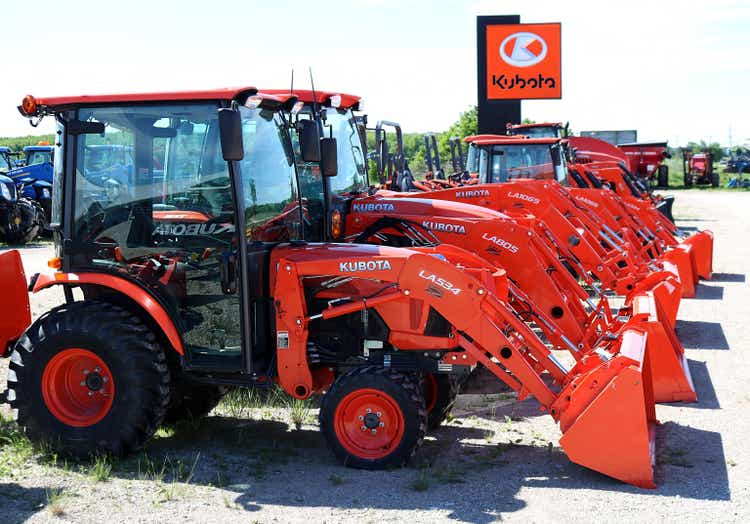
left=485, top=23, right=561, bottom=100
left=500, top=32, right=548, bottom=67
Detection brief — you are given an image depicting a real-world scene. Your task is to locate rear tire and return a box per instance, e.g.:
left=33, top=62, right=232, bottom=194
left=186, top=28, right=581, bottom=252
left=711, top=171, right=720, bottom=187
left=319, top=366, right=426, bottom=469
left=2, top=198, right=43, bottom=245
left=684, top=173, right=693, bottom=188
left=657, top=165, right=669, bottom=188
left=424, top=373, right=459, bottom=430
left=7, top=301, right=170, bottom=458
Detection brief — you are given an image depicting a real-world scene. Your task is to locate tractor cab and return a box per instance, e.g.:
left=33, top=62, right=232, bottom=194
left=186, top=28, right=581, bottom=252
left=261, top=89, right=367, bottom=241
left=507, top=122, right=568, bottom=139
left=17, top=89, right=308, bottom=375
left=0, top=147, right=12, bottom=173
left=23, top=144, right=54, bottom=166
left=464, top=135, right=568, bottom=184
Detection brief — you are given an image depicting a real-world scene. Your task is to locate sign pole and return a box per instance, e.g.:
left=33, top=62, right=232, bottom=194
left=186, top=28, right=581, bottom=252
left=477, top=15, right=521, bottom=134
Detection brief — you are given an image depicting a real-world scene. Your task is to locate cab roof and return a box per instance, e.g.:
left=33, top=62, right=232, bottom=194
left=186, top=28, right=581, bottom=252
left=19, top=87, right=261, bottom=116
left=507, top=122, right=562, bottom=129
left=260, top=89, right=361, bottom=109
left=464, top=134, right=562, bottom=146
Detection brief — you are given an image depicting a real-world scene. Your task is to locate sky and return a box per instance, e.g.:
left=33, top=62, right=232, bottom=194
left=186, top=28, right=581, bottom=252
left=2, top=0, right=749, bottom=147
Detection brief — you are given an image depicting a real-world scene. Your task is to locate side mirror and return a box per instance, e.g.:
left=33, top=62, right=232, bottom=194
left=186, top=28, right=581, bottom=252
left=218, top=108, right=244, bottom=161
left=320, top=137, right=338, bottom=177
left=299, top=120, right=321, bottom=162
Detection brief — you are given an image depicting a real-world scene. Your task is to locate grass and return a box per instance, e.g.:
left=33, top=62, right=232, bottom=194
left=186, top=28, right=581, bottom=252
left=0, top=412, right=35, bottom=478
left=434, top=467, right=466, bottom=484
left=88, top=454, right=113, bottom=482
left=658, top=448, right=693, bottom=468
left=662, top=156, right=750, bottom=190
left=328, top=473, right=345, bottom=486
left=216, top=386, right=315, bottom=431
left=409, top=470, right=431, bottom=492
left=45, top=487, right=68, bottom=517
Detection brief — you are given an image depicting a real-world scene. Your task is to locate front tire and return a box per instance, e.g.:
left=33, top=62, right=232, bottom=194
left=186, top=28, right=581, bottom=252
left=319, top=367, right=426, bottom=469
left=424, top=373, right=459, bottom=430
left=7, top=301, right=170, bottom=458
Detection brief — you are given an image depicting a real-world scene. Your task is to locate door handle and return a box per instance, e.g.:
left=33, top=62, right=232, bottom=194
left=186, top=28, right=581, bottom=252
left=220, top=251, right=237, bottom=295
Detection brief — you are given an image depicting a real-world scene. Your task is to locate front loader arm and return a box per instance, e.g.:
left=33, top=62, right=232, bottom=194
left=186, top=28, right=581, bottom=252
left=270, top=242, right=658, bottom=488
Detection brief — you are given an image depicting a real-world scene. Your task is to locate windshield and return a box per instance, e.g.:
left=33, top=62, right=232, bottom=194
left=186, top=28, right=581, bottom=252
left=237, top=106, right=301, bottom=242
left=488, top=144, right=555, bottom=183
left=324, top=108, right=368, bottom=195
left=513, top=126, right=560, bottom=138
left=466, top=143, right=480, bottom=175
left=27, top=150, right=53, bottom=165
left=0, top=153, right=10, bottom=172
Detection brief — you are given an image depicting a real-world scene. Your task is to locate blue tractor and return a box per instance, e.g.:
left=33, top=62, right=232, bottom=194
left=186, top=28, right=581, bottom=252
left=0, top=147, right=44, bottom=244
left=5, top=144, right=53, bottom=232
left=23, top=144, right=54, bottom=166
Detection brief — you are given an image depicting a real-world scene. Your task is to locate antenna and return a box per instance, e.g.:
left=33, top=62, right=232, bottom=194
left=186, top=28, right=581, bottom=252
left=290, top=69, right=294, bottom=95
left=309, top=67, right=319, bottom=117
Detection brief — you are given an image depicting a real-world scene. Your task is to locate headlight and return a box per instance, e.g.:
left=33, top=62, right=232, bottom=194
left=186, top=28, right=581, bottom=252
left=0, top=183, right=11, bottom=201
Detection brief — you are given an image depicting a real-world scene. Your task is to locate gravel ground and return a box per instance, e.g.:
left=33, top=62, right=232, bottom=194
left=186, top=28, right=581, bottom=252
left=0, top=189, right=748, bottom=523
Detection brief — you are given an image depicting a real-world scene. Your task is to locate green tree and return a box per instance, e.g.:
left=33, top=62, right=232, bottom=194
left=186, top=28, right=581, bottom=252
left=686, top=140, right=725, bottom=161
left=0, top=134, right=56, bottom=151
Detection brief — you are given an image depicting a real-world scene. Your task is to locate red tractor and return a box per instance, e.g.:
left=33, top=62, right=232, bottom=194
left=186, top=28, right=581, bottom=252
left=682, top=149, right=718, bottom=187
left=0, top=88, right=661, bottom=488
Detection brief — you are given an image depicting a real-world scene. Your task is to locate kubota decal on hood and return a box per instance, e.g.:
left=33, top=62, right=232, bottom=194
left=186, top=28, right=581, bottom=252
left=421, top=221, right=467, bottom=234
left=352, top=202, right=395, bottom=212
left=339, top=260, right=393, bottom=272
left=455, top=189, right=490, bottom=199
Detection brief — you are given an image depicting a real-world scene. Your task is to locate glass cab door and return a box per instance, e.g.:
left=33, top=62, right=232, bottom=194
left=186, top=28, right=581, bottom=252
left=70, top=103, right=245, bottom=369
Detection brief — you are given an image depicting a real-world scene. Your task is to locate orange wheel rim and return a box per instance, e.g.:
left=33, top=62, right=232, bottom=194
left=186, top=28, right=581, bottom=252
left=41, top=348, right=115, bottom=427
left=333, top=388, right=405, bottom=460
left=424, top=374, right=438, bottom=413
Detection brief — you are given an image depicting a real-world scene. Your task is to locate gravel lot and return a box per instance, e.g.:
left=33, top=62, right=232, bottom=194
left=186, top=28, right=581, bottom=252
left=0, top=190, right=748, bottom=523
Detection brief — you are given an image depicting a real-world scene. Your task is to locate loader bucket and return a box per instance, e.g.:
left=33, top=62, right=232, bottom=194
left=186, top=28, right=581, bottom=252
left=681, top=230, right=713, bottom=280
left=655, top=196, right=675, bottom=223
left=630, top=293, right=696, bottom=403
left=659, top=247, right=696, bottom=297
left=0, top=249, right=30, bottom=356
left=649, top=277, right=681, bottom=327
left=559, top=330, right=657, bottom=488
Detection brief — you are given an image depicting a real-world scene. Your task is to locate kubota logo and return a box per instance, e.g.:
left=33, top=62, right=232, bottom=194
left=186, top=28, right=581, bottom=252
left=421, top=221, right=466, bottom=235
left=339, top=260, right=392, bottom=272
left=455, top=189, right=490, bottom=199
left=352, top=202, right=395, bottom=213
left=500, top=32, right=548, bottom=68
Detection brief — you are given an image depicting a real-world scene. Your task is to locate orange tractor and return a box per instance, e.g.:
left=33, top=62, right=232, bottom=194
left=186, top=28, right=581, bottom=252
left=0, top=87, right=671, bottom=488
left=300, top=100, right=711, bottom=402
left=285, top=96, right=704, bottom=405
